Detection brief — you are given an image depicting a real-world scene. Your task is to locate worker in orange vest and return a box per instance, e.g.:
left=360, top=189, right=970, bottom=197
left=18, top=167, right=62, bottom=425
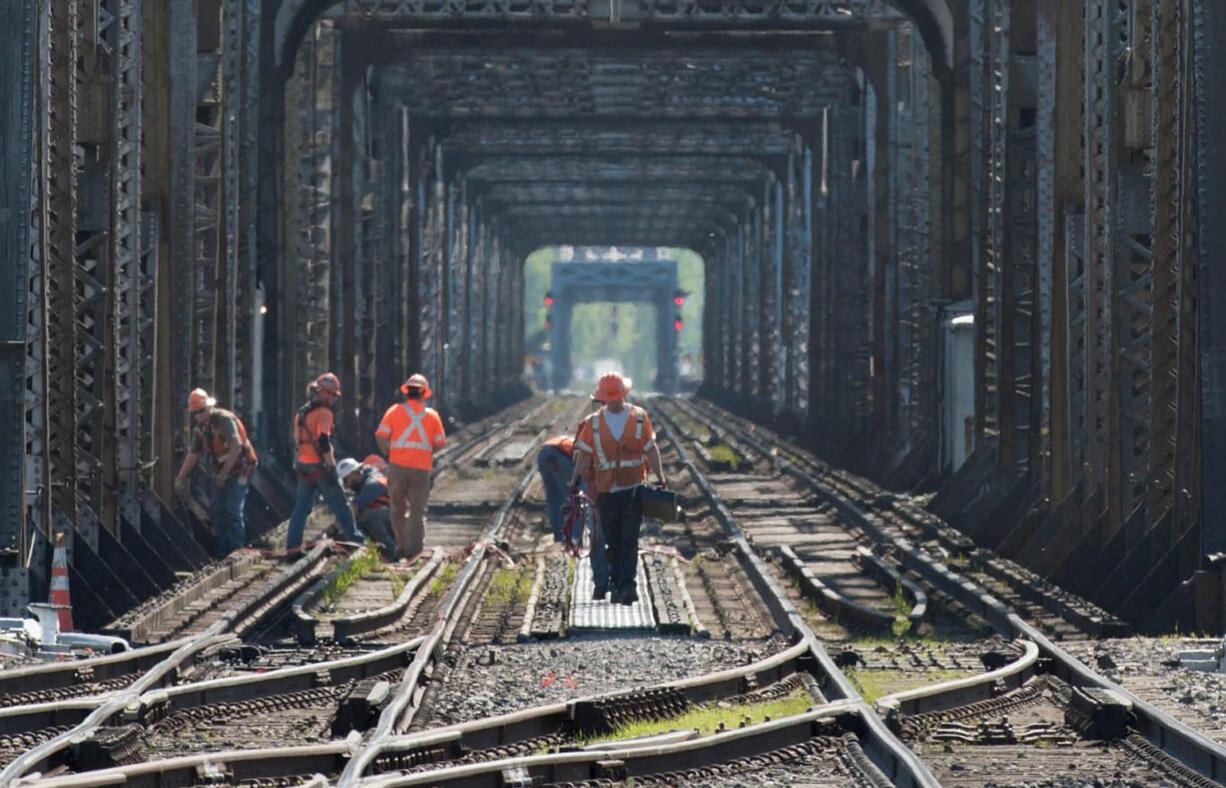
left=539, top=427, right=609, bottom=593
left=375, top=373, right=447, bottom=561
left=287, top=372, right=361, bottom=552
left=173, top=388, right=259, bottom=556
left=571, top=373, right=667, bottom=605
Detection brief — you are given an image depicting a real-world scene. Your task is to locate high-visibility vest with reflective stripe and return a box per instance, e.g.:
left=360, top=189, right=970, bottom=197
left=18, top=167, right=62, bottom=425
left=375, top=401, right=445, bottom=470
left=575, top=406, right=655, bottom=494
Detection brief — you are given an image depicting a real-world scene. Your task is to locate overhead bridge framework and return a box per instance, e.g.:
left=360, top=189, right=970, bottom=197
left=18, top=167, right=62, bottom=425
left=547, top=255, right=681, bottom=394
left=2, top=0, right=1226, bottom=633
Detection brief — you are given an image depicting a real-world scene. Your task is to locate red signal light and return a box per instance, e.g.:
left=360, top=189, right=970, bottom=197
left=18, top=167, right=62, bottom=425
left=673, top=319, right=684, bottom=332
left=544, top=290, right=555, bottom=307
left=673, top=296, right=685, bottom=306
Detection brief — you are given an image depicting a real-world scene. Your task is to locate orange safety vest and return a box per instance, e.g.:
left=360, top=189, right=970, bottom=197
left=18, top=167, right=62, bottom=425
left=575, top=406, right=655, bottom=494
left=294, top=401, right=333, bottom=464
left=200, top=409, right=258, bottom=472
left=375, top=400, right=446, bottom=470
left=362, top=453, right=389, bottom=473
left=544, top=435, right=576, bottom=457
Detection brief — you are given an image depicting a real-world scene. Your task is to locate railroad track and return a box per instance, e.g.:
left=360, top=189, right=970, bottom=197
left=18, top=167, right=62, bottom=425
left=9, top=394, right=1226, bottom=786
left=0, top=394, right=576, bottom=783
left=657, top=395, right=1226, bottom=786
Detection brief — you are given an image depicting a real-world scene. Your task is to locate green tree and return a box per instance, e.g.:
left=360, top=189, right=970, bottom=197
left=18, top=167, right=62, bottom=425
left=523, top=247, right=705, bottom=390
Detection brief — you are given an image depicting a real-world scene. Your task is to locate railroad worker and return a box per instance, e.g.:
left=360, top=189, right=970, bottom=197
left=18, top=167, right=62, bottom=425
left=538, top=434, right=578, bottom=544
left=173, top=388, right=258, bottom=556
left=287, top=372, right=361, bottom=553
left=375, top=373, right=447, bottom=562
left=336, top=458, right=397, bottom=558
left=538, top=430, right=610, bottom=595
left=362, top=453, right=389, bottom=473
left=570, top=373, right=667, bottom=605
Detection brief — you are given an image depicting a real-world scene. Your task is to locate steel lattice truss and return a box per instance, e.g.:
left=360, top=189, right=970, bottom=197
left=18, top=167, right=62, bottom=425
left=373, top=48, right=849, bottom=118
left=336, top=0, right=901, bottom=25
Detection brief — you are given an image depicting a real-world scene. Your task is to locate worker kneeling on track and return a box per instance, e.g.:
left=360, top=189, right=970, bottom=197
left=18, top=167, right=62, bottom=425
left=375, top=373, right=447, bottom=562
left=336, top=458, right=397, bottom=559
left=288, top=373, right=362, bottom=553
left=571, top=373, right=667, bottom=605
left=174, top=388, right=258, bottom=556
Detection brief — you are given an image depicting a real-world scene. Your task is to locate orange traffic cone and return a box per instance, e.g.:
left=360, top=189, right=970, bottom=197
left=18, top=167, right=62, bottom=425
left=49, top=532, right=74, bottom=632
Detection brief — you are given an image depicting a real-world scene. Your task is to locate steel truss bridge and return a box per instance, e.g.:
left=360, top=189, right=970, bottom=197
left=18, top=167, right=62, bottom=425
left=1, top=0, right=1226, bottom=634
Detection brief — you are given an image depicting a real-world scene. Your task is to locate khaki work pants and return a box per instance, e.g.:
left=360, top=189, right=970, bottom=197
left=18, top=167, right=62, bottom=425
left=387, top=464, right=431, bottom=558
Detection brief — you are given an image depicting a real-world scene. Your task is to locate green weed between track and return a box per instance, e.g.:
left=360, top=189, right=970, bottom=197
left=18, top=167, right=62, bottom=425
left=321, top=544, right=382, bottom=608
left=540, top=690, right=816, bottom=753
left=845, top=668, right=973, bottom=705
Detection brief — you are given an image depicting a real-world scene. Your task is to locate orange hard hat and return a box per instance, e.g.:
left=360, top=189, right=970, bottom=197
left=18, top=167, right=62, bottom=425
left=187, top=388, right=216, bottom=412
left=400, top=373, right=432, bottom=399
left=314, top=372, right=342, bottom=396
left=592, top=373, right=631, bottom=403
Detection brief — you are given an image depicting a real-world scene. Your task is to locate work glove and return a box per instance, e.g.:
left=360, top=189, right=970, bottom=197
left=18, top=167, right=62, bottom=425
left=173, top=478, right=188, bottom=499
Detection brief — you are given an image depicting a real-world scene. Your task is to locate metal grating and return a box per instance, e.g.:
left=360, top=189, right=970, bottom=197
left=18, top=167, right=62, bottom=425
left=569, top=557, right=656, bottom=632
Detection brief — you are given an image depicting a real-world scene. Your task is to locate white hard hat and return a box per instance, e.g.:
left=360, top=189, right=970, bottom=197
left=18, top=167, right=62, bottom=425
left=336, top=458, right=361, bottom=479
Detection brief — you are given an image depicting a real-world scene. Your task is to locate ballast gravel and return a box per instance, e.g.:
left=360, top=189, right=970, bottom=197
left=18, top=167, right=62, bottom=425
left=426, top=635, right=787, bottom=725
left=1062, top=637, right=1226, bottom=744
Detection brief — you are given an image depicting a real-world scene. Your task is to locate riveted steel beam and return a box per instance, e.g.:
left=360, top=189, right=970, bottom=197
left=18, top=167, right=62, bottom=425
left=1083, top=0, right=1122, bottom=531
left=371, top=47, right=849, bottom=119
left=0, top=3, right=37, bottom=566
left=334, top=0, right=892, bottom=27
left=464, top=156, right=771, bottom=184
left=440, top=121, right=795, bottom=157
left=1196, top=0, right=1226, bottom=558
left=105, top=0, right=145, bottom=534
left=43, top=0, right=80, bottom=532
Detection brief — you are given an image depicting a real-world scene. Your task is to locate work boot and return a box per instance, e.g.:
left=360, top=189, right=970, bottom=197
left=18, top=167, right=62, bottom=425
left=592, top=584, right=608, bottom=601
left=610, top=588, right=637, bottom=607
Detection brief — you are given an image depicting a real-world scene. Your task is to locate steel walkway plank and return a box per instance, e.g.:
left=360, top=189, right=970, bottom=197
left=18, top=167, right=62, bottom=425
left=568, top=556, right=656, bottom=632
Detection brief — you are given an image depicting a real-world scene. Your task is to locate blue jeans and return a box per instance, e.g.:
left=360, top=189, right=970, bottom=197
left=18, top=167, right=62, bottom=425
left=536, top=446, right=608, bottom=588
left=210, top=476, right=248, bottom=556
left=288, top=465, right=359, bottom=550
left=537, top=446, right=574, bottom=542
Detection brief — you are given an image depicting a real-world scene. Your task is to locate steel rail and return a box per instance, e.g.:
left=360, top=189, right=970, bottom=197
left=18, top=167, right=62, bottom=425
left=367, top=638, right=812, bottom=767
left=364, top=701, right=865, bottom=787
left=336, top=465, right=539, bottom=784
left=3, top=543, right=330, bottom=783
left=135, top=634, right=424, bottom=713
left=293, top=547, right=447, bottom=644
left=0, top=638, right=193, bottom=701
left=875, top=638, right=1040, bottom=717
left=653, top=408, right=941, bottom=787
left=693, top=396, right=1226, bottom=784
left=1, top=397, right=555, bottom=785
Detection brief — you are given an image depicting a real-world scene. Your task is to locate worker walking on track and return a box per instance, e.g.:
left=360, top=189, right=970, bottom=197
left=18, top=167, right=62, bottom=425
left=375, top=373, right=447, bottom=562
left=539, top=431, right=610, bottom=594
left=174, top=388, right=259, bottom=556
left=336, top=458, right=397, bottom=558
left=287, top=373, right=361, bottom=553
left=570, top=374, right=667, bottom=605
